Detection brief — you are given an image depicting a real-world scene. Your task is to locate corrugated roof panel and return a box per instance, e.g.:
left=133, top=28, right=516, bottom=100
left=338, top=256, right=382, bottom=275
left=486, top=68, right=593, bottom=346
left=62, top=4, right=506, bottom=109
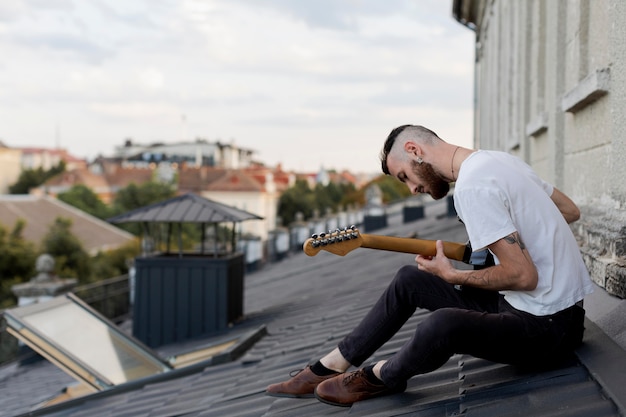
left=181, top=200, right=204, bottom=222
left=107, top=193, right=262, bottom=224
left=153, top=198, right=186, bottom=221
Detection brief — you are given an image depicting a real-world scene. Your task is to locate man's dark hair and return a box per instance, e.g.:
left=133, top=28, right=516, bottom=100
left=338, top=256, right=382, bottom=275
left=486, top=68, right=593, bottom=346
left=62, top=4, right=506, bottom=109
left=380, top=125, right=440, bottom=174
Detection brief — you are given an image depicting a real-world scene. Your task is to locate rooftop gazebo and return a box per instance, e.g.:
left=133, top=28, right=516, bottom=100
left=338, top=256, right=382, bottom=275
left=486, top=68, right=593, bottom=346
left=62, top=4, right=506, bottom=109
left=108, top=193, right=263, bottom=348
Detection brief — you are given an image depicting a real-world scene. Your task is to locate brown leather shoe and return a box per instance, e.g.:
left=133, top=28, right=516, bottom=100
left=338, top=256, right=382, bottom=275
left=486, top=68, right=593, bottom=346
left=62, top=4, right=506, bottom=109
left=314, top=368, right=406, bottom=407
left=266, top=366, right=341, bottom=398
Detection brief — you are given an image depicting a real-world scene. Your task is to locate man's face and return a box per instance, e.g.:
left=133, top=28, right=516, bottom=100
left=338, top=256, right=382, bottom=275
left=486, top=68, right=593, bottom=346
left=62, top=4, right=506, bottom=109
left=387, top=155, right=450, bottom=200
left=411, top=160, right=450, bottom=200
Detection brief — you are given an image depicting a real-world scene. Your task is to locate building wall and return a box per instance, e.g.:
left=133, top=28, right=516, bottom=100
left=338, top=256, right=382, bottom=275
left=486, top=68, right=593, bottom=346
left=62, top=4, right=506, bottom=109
left=200, top=190, right=279, bottom=242
left=456, top=0, right=626, bottom=297
left=0, top=147, right=22, bottom=194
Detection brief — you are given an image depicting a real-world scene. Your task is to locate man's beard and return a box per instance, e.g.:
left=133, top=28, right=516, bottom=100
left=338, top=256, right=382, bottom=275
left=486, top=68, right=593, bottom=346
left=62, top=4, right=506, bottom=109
left=411, top=160, right=450, bottom=200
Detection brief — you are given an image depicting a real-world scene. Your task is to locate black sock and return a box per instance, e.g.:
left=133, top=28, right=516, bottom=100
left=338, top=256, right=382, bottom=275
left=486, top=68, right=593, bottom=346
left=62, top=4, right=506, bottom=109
left=364, top=365, right=385, bottom=385
left=310, top=361, right=337, bottom=376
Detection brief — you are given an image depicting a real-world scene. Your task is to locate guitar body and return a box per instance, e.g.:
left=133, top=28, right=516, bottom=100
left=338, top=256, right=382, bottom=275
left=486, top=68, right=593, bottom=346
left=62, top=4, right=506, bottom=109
left=303, top=227, right=472, bottom=263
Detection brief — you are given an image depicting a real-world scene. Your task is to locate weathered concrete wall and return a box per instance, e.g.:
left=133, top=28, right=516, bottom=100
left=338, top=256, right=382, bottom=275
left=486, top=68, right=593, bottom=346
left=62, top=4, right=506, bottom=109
left=459, top=0, right=626, bottom=298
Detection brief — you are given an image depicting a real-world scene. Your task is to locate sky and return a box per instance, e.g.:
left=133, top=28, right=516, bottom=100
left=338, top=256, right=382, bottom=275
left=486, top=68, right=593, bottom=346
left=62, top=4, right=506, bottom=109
left=0, top=0, right=476, bottom=174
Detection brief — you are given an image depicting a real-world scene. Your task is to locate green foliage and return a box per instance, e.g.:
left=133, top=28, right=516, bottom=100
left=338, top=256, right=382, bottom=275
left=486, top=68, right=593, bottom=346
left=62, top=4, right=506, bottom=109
left=111, top=181, right=177, bottom=236
left=0, top=179, right=178, bottom=307
left=112, top=181, right=176, bottom=214
left=0, top=220, right=37, bottom=308
left=58, top=184, right=112, bottom=219
left=40, top=217, right=92, bottom=283
left=9, top=161, right=65, bottom=194
left=343, top=174, right=411, bottom=206
left=371, top=174, right=412, bottom=203
left=277, top=179, right=357, bottom=226
left=91, top=240, right=141, bottom=279
left=277, top=180, right=315, bottom=225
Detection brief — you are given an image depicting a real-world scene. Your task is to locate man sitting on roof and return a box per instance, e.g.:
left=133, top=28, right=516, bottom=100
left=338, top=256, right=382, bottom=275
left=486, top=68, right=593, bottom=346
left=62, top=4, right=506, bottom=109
left=266, top=124, right=594, bottom=407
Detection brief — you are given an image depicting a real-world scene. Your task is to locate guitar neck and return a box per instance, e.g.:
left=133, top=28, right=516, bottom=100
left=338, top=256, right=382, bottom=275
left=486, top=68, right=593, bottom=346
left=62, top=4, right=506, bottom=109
left=359, top=234, right=469, bottom=262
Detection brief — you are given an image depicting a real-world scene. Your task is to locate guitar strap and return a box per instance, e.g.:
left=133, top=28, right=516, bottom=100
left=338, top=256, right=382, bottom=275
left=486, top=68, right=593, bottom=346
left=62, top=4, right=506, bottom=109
left=466, top=241, right=495, bottom=270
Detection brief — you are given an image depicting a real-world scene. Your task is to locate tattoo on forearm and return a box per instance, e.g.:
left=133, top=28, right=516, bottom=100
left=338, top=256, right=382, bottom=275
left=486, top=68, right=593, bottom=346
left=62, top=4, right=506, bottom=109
left=461, top=233, right=530, bottom=288
left=463, top=270, right=491, bottom=286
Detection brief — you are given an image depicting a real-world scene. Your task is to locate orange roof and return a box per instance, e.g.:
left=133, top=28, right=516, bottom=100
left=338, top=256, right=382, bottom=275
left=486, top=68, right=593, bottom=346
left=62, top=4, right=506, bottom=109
left=177, top=166, right=228, bottom=193
left=103, top=167, right=154, bottom=189
left=45, top=169, right=109, bottom=189
left=205, top=170, right=263, bottom=192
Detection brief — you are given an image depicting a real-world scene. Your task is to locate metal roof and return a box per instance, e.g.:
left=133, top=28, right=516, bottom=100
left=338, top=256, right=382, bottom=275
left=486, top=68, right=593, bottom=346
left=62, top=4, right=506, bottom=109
left=1, top=202, right=624, bottom=417
left=107, top=193, right=263, bottom=224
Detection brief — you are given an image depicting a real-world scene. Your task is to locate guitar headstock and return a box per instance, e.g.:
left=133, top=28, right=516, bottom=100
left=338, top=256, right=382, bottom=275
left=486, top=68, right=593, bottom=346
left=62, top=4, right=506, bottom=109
left=303, top=226, right=364, bottom=257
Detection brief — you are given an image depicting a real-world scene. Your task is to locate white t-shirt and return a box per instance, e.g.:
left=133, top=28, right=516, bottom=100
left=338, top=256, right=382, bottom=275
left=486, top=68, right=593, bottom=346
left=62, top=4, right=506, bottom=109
left=453, top=150, right=593, bottom=316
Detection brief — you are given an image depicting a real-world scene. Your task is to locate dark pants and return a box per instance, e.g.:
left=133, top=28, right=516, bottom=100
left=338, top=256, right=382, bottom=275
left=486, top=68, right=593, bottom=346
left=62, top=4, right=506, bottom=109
left=337, top=265, right=585, bottom=388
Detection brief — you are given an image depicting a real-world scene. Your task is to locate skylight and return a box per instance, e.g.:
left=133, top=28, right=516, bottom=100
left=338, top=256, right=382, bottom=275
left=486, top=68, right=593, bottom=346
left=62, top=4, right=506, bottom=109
left=4, top=293, right=171, bottom=392
left=4, top=292, right=266, bottom=408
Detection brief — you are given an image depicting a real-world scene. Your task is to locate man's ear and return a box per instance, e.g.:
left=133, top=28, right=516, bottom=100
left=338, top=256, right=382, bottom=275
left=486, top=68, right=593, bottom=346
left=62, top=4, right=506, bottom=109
left=404, top=141, right=422, bottom=157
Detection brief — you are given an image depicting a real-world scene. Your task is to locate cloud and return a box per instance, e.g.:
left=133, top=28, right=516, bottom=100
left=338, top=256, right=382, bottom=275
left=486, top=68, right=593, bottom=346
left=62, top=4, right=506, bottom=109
left=0, top=0, right=476, bottom=173
left=10, top=32, right=113, bottom=65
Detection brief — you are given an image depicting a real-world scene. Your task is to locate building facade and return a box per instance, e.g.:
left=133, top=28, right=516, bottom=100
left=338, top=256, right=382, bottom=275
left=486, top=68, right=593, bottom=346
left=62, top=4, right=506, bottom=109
left=113, top=138, right=255, bottom=169
left=0, top=144, right=21, bottom=194
left=453, top=0, right=626, bottom=297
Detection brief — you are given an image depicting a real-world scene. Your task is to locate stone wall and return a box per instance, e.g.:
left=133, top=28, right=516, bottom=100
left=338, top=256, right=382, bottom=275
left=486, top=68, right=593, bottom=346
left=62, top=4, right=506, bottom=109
left=453, top=0, right=626, bottom=298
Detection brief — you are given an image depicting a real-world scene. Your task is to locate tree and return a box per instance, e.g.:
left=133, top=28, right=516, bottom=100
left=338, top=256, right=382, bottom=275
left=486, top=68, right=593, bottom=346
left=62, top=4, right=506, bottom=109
left=112, top=181, right=176, bottom=214
left=340, top=174, right=412, bottom=208
left=372, top=174, right=412, bottom=203
left=111, top=181, right=177, bottom=236
left=40, top=217, right=92, bottom=283
left=91, top=240, right=141, bottom=280
left=0, top=220, right=38, bottom=308
left=58, top=184, right=111, bottom=219
left=277, top=179, right=358, bottom=226
left=9, top=161, right=65, bottom=194
left=277, top=179, right=316, bottom=225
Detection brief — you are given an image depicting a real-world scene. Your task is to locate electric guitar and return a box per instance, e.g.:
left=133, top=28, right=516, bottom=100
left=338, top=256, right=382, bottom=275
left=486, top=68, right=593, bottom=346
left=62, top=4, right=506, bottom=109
left=303, top=226, right=472, bottom=263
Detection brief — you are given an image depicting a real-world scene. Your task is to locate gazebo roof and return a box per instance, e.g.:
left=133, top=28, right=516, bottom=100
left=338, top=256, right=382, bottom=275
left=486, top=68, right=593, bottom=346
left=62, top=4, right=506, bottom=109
left=107, top=193, right=263, bottom=224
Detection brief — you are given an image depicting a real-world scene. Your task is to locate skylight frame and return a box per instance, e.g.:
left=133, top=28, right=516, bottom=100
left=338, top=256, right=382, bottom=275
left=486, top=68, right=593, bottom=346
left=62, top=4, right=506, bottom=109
left=4, top=292, right=172, bottom=391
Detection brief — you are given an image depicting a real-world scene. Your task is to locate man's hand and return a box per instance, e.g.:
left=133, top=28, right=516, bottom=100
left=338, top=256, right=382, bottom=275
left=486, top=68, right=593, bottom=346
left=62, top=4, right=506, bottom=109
left=418, top=232, right=538, bottom=291
left=415, top=240, right=456, bottom=282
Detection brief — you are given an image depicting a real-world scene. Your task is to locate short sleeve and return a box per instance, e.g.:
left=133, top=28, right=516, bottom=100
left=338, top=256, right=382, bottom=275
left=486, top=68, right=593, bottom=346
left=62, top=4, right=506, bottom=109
left=454, top=185, right=517, bottom=252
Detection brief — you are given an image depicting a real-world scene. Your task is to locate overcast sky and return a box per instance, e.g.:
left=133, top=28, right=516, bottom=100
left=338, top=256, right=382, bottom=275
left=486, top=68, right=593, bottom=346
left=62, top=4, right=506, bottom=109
left=0, top=0, right=475, bottom=174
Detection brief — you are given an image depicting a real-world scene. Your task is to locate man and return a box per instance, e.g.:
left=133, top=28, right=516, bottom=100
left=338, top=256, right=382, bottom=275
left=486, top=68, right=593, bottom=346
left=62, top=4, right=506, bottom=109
left=266, top=125, right=593, bottom=407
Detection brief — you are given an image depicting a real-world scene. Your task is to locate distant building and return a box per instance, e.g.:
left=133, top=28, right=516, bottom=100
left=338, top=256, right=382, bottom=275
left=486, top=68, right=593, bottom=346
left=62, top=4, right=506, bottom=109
left=0, top=142, right=22, bottom=194
left=0, top=143, right=85, bottom=194
left=114, top=138, right=255, bottom=169
left=20, top=147, right=86, bottom=171
left=300, top=167, right=372, bottom=190
left=35, top=160, right=295, bottom=242
left=179, top=164, right=295, bottom=240
left=32, top=135, right=368, bottom=246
